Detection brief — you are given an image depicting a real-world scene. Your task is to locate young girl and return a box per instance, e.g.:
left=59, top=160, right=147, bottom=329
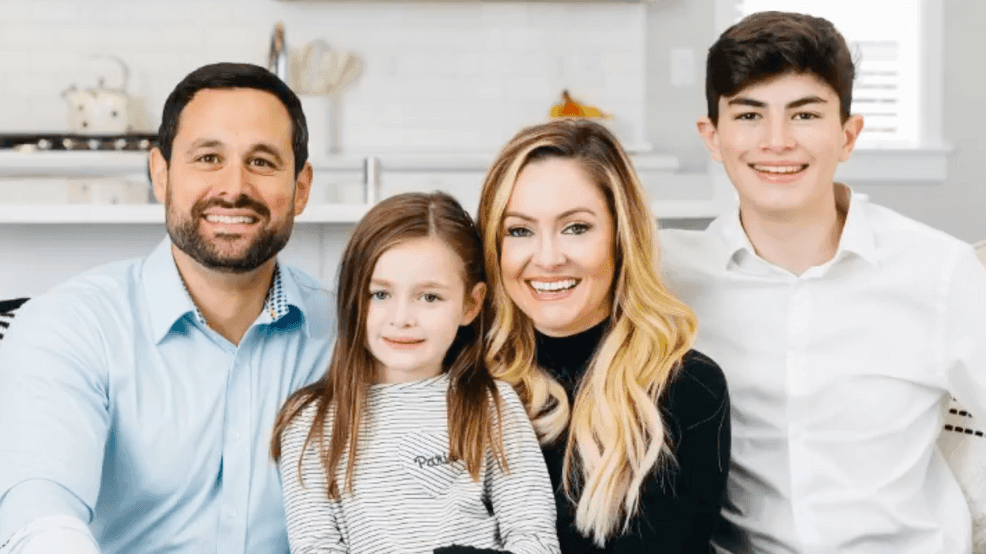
left=271, top=192, right=559, bottom=554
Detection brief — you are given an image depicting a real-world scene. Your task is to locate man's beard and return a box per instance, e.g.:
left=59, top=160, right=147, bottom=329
left=166, top=189, right=294, bottom=273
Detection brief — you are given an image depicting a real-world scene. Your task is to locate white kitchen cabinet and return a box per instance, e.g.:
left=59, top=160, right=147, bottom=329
left=378, top=170, right=485, bottom=215
left=0, top=151, right=727, bottom=224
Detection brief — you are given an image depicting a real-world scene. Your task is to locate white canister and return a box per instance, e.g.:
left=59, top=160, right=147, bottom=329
left=299, top=95, right=334, bottom=158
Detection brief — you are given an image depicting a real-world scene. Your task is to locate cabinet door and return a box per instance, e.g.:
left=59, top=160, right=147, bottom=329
left=309, top=169, right=365, bottom=205
left=378, top=170, right=486, bottom=215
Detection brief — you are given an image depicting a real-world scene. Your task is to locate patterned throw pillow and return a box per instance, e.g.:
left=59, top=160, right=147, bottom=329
left=940, top=400, right=986, bottom=552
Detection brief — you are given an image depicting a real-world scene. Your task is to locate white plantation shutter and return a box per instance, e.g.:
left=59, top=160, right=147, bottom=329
left=730, top=0, right=921, bottom=147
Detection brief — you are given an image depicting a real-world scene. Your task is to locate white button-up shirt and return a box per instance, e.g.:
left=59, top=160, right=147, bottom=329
left=660, top=190, right=986, bottom=554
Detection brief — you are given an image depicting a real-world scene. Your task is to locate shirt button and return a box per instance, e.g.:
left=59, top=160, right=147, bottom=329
left=232, top=432, right=242, bottom=441
left=227, top=507, right=238, bottom=518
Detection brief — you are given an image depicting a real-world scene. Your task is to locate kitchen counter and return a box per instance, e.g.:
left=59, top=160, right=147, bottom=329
left=0, top=149, right=731, bottom=224
left=0, top=150, right=680, bottom=175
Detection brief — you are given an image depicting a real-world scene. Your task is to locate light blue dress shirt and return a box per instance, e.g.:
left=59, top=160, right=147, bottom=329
left=0, top=238, right=334, bottom=553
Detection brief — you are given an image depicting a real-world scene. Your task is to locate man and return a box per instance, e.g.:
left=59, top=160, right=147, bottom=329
left=0, top=63, right=334, bottom=553
left=661, top=11, right=986, bottom=554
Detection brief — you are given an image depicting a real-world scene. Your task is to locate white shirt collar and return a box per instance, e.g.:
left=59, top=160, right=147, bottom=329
left=708, top=184, right=879, bottom=273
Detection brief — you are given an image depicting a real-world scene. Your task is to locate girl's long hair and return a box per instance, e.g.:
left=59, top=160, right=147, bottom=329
left=477, top=119, right=699, bottom=545
left=271, top=191, right=505, bottom=498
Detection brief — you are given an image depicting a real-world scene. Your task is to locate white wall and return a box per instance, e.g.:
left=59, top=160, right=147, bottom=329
left=853, top=0, right=986, bottom=243
left=645, top=0, right=716, bottom=172
left=0, top=0, right=647, bottom=153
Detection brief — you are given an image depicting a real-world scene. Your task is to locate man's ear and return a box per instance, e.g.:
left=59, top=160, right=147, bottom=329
left=839, top=114, right=865, bottom=162
left=293, top=161, right=313, bottom=216
left=696, top=116, right=723, bottom=163
left=460, top=282, right=487, bottom=326
left=149, top=147, right=168, bottom=204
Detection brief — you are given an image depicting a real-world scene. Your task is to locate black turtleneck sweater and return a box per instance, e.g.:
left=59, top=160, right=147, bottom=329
left=536, top=322, right=730, bottom=554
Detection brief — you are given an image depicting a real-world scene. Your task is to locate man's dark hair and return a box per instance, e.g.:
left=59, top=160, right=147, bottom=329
left=157, top=62, right=308, bottom=176
left=705, top=11, right=855, bottom=125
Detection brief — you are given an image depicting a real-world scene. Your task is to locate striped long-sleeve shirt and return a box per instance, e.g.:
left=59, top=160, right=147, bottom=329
left=278, top=374, right=559, bottom=554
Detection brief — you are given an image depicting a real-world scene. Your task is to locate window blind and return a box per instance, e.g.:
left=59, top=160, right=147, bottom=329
left=731, top=0, right=920, bottom=146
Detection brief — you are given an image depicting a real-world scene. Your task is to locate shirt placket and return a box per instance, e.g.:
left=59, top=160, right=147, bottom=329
left=786, top=277, right=815, bottom=551
left=218, top=338, right=253, bottom=554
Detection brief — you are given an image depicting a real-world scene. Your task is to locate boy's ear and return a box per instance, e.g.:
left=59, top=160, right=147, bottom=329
left=696, top=116, right=723, bottom=163
left=149, top=147, right=168, bottom=204
left=460, top=282, right=487, bottom=326
left=839, top=114, right=865, bottom=162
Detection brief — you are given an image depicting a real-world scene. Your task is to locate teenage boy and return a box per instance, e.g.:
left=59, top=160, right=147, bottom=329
left=0, top=63, right=334, bottom=553
left=661, top=11, right=986, bottom=554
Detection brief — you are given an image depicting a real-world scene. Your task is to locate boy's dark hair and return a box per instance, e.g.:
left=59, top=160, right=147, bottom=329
left=157, top=62, right=309, bottom=176
left=705, top=11, right=855, bottom=125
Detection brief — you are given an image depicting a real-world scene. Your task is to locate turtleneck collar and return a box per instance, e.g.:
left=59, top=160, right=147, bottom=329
left=534, top=320, right=609, bottom=394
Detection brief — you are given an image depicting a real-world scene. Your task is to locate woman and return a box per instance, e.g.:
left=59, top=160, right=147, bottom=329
left=477, top=119, right=729, bottom=552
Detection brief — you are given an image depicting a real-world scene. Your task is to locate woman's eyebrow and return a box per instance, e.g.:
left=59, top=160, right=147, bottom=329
left=503, top=208, right=595, bottom=221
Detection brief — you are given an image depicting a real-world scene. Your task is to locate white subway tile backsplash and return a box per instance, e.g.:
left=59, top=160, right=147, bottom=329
left=0, top=0, right=645, bottom=152
left=29, top=1, right=82, bottom=23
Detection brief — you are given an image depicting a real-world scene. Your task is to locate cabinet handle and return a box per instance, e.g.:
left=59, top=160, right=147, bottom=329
left=363, top=156, right=380, bottom=205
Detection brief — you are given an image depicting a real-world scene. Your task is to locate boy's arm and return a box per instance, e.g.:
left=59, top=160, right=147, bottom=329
left=0, top=294, right=110, bottom=550
left=485, top=384, right=560, bottom=554
left=943, top=246, right=986, bottom=417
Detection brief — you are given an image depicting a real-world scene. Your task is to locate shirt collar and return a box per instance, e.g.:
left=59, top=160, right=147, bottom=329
left=832, top=185, right=879, bottom=265
left=708, top=184, right=879, bottom=271
left=706, top=206, right=755, bottom=269
left=143, top=238, right=306, bottom=343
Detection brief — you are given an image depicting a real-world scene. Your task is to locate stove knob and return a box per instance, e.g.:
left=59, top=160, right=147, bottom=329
left=62, top=138, right=76, bottom=149
left=37, top=139, right=52, bottom=150
left=138, top=139, right=151, bottom=151
left=87, top=138, right=101, bottom=150
left=114, top=138, right=128, bottom=150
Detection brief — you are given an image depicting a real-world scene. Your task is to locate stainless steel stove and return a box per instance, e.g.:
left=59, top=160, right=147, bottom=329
left=0, top=133, right=157, bottom=152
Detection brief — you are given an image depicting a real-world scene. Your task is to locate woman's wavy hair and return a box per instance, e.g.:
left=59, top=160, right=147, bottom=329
left=271, top=191, right=504, bottom=498
left=477, top=119, right=699, bottom=545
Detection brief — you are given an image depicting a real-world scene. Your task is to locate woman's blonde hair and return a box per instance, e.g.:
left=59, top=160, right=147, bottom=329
left=477, top=119, right=699, bottom=545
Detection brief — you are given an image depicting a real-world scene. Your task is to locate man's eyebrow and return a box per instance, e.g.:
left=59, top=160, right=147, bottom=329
left=248, top=144, right=286, bottom=166
left=186, top=139, right=222, bottom=153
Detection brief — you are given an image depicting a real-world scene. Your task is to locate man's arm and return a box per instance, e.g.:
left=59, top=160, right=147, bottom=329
left=0, top=515, right=99, bottom=554
left=0, top=292, right=111, bottom=549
